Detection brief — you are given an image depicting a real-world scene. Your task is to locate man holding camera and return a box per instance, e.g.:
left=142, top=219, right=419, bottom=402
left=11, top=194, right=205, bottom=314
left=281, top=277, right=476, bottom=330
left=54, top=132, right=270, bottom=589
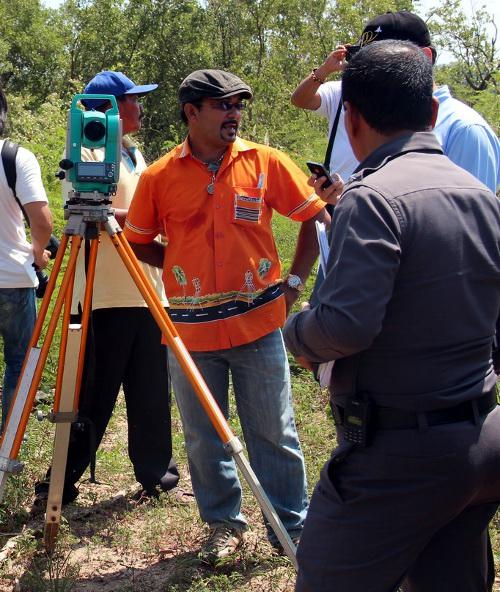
left=292, top=10, right=499, bottom=195
left=284, top=40, right=500, bottom=592
left=34, top=71, right=179, bottom=507
left=0, top=85, right=53, bottom=431
left=124, top=69, right=329, bottom=561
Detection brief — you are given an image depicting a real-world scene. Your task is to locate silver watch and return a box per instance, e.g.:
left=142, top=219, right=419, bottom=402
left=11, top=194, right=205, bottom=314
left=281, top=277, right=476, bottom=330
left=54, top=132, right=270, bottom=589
left=286, top=274, right=305, bottom=292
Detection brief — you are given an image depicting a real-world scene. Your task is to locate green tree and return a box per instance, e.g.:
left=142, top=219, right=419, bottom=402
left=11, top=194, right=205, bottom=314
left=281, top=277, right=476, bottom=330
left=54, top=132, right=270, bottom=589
left=424, top=0, right=499, bottom=132
left=0, top=0, right=67, bottom=103
left=425, top=0, right=498, bottom=92
left=123, top=0, right=210, bottom=160
left=6, top=93, right=68, bottom=204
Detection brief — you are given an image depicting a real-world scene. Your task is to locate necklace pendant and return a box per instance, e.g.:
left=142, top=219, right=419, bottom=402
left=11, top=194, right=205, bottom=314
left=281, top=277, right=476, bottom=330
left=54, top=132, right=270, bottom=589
left=207, top=182, right=215, bottom=195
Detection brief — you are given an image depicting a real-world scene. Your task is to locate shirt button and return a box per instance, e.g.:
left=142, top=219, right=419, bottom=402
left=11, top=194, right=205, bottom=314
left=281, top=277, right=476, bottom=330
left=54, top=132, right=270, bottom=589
left=216, top=262, right=223, bottom=267
left=215, top=204, right=221, bottom=209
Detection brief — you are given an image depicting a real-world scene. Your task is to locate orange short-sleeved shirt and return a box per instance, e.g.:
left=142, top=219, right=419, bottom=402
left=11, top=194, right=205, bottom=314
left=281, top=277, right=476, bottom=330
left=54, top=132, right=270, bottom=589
left=124, top=137, right=325, bottom=351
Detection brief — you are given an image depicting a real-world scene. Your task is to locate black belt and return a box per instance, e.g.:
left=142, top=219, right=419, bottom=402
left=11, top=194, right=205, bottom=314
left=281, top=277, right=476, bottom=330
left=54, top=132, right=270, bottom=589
left=334, top=388, right=498, bottom=430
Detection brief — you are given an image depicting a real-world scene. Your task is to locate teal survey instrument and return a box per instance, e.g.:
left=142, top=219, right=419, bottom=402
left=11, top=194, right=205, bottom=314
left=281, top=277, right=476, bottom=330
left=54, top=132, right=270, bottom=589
left=62, top=93, right=121, bottom=195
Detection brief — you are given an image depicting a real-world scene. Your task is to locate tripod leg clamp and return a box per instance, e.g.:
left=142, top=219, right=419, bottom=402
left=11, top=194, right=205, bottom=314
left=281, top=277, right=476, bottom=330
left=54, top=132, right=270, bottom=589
left=0, top=456, right=24, bottom=474
left=48, top=411, right=78, bottom=424
left=224, top=436, right=244, bottom=456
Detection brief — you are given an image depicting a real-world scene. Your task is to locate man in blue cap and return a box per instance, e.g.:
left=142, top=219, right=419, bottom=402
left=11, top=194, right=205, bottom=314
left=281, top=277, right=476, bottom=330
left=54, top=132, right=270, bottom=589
left=34, top=71, right=180, bottom=508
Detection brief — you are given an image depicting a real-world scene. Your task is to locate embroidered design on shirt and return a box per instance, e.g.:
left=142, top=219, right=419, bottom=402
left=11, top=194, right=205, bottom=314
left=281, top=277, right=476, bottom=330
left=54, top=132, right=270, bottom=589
left=238, top=270, right=256, bottom=304
left=258, top=258, right=271, bottom=279
left=234, top=193, right=262, bottom=223
left=169, top=284, right=283, bottom=324
left=169, top=281, right=281, bottom=308
left=191, top=277, right=202, bottom=310
left=172, top=265, right=187, bottom=300
left=172, top=265, right=187, bottom=287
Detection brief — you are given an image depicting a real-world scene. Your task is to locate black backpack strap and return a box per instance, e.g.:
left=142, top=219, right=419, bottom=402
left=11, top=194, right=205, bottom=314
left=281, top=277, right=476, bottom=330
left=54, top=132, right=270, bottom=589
left=323, top=101, right=343, bottom=170
left=1, top=139, right=30, bottom=226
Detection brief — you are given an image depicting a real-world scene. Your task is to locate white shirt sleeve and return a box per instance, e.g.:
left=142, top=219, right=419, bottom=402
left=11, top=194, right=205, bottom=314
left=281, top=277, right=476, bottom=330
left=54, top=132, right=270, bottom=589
left=316, top=81, right=342, bottom=122
left=16, top=147, right=48, bottom=205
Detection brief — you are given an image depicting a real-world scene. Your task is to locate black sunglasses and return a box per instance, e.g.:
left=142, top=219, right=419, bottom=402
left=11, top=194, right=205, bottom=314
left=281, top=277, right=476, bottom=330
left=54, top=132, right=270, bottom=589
left=209, top=100, right=247, bottom=112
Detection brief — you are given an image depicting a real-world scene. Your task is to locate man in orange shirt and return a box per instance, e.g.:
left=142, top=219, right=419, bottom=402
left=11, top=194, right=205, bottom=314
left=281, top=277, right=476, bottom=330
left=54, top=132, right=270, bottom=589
left=125, top=69, right=328, bottom=562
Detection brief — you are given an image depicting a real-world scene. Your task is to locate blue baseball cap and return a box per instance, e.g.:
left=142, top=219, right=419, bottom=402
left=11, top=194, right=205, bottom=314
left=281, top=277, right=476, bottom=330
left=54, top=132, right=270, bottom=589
left=81, top=71, right=158, bottom=109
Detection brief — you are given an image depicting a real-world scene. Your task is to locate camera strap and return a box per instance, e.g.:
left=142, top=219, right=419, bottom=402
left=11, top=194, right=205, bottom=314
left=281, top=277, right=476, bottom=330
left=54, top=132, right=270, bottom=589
left=323, top=101, right=343, bottom=171
left=1, top=139, right=31, bottom=227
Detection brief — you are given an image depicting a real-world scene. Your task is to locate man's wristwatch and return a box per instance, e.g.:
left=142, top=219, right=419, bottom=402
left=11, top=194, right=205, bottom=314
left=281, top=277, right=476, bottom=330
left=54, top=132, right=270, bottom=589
left=285, top=274, right=305, bottom=292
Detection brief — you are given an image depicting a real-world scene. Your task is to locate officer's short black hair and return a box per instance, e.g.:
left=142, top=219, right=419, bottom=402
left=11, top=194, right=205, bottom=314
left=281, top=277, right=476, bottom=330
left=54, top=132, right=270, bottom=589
left=342, top=40, right=434, bottom=135
left=0, top=87, right=8, bottom=137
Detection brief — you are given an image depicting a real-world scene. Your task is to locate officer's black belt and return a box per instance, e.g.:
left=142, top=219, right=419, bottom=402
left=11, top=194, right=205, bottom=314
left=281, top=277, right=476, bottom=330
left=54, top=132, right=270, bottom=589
left=334, top=388, right=497, bottom=430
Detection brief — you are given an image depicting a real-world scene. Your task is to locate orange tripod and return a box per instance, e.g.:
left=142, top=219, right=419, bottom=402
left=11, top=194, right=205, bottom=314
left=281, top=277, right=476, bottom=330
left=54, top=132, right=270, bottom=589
left=0, top=196, right=298, bottom=567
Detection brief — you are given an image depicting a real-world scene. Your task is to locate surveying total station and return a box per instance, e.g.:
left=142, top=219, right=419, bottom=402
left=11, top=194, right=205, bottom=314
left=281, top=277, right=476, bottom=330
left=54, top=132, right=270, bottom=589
left=0, top=94, right=298, bottom=567
left=61, top=93, right=120, bottom=194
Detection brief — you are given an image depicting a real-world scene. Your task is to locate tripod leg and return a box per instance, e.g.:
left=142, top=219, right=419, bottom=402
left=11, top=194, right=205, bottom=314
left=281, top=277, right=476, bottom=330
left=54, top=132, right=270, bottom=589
left=44, top=238, right=98, bottom=552
left=0, top=235, right=75, bottom=501
left=109, top=230, right=298, bottom=569
left=43, top=326, right=81, bottom=552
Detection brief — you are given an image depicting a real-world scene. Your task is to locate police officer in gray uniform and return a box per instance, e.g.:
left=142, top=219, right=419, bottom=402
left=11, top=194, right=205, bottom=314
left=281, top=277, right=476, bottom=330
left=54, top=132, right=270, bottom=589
left=284, top=40, right=500, bottom=592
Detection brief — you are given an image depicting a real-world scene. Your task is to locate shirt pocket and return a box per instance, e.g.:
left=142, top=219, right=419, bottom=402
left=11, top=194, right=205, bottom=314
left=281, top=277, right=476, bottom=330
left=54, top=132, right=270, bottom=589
left=231, top=186, right=264, bottom=227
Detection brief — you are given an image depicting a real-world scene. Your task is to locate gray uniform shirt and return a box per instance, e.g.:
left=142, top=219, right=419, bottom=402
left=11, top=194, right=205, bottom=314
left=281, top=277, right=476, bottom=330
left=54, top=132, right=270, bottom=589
left=284, top=132, right=500, bottom=412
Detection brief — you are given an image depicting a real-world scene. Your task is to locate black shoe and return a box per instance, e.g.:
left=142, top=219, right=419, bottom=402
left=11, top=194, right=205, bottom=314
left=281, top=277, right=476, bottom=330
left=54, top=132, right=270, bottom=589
left=130, top=486, right=160, bottom=505
left=30, top=482, right=79, bottom=516
left=62, top=484, right=79, bottom=505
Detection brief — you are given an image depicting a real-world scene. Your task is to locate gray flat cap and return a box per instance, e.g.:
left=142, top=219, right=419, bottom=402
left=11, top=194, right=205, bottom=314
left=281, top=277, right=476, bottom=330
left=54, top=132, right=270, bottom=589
left=179, top=69, right=253, bottom=103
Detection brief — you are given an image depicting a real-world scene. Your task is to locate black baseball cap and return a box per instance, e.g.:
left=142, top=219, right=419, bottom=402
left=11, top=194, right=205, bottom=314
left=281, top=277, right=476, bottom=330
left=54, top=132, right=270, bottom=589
left=359, top=11, right=436, bottom=61
left=179, top=69, right=253, bottom=104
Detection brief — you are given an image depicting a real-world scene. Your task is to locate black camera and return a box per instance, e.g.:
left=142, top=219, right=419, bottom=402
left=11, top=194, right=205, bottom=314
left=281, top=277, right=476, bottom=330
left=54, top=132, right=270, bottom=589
left=35, top=235, right=60, bottom=299
left=345, top=45, right=361, bottom=61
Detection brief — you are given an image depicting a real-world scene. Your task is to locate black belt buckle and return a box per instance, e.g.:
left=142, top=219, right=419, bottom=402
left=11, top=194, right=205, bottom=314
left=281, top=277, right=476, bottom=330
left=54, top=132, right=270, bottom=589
left=343, top=397, right=374, bottom=447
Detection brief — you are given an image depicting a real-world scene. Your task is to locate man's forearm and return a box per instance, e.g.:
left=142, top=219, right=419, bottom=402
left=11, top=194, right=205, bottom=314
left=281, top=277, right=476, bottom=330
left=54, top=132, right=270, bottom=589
left=129, top=241, right=165, bottom=268
left=291, top=74, right=323, bottom=110
left=289, top=208, right=330, bottom=280
left=25, top=202, right=53, bottom=267
left=291, top=48, right=346, bottom=110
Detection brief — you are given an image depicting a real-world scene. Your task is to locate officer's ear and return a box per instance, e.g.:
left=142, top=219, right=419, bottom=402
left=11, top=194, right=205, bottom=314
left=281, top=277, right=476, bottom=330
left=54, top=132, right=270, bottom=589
left=344, top=101, right=360, bottom=141
left=344, top=100, right=373, bottom=162
left=421, top=46, right=434, bottom=64
left=430, top=96, right=439, bottom=130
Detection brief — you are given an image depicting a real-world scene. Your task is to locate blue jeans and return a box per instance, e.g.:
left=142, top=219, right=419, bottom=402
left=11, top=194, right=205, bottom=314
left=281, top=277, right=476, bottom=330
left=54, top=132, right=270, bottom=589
left=168, top=329, right=308, bottom=542
left=0, top=287, right=36, bottom=430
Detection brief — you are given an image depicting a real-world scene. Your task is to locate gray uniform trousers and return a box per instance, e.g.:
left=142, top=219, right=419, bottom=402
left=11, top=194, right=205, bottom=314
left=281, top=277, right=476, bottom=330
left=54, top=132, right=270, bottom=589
left=295, top=404, right=500, bottom=592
